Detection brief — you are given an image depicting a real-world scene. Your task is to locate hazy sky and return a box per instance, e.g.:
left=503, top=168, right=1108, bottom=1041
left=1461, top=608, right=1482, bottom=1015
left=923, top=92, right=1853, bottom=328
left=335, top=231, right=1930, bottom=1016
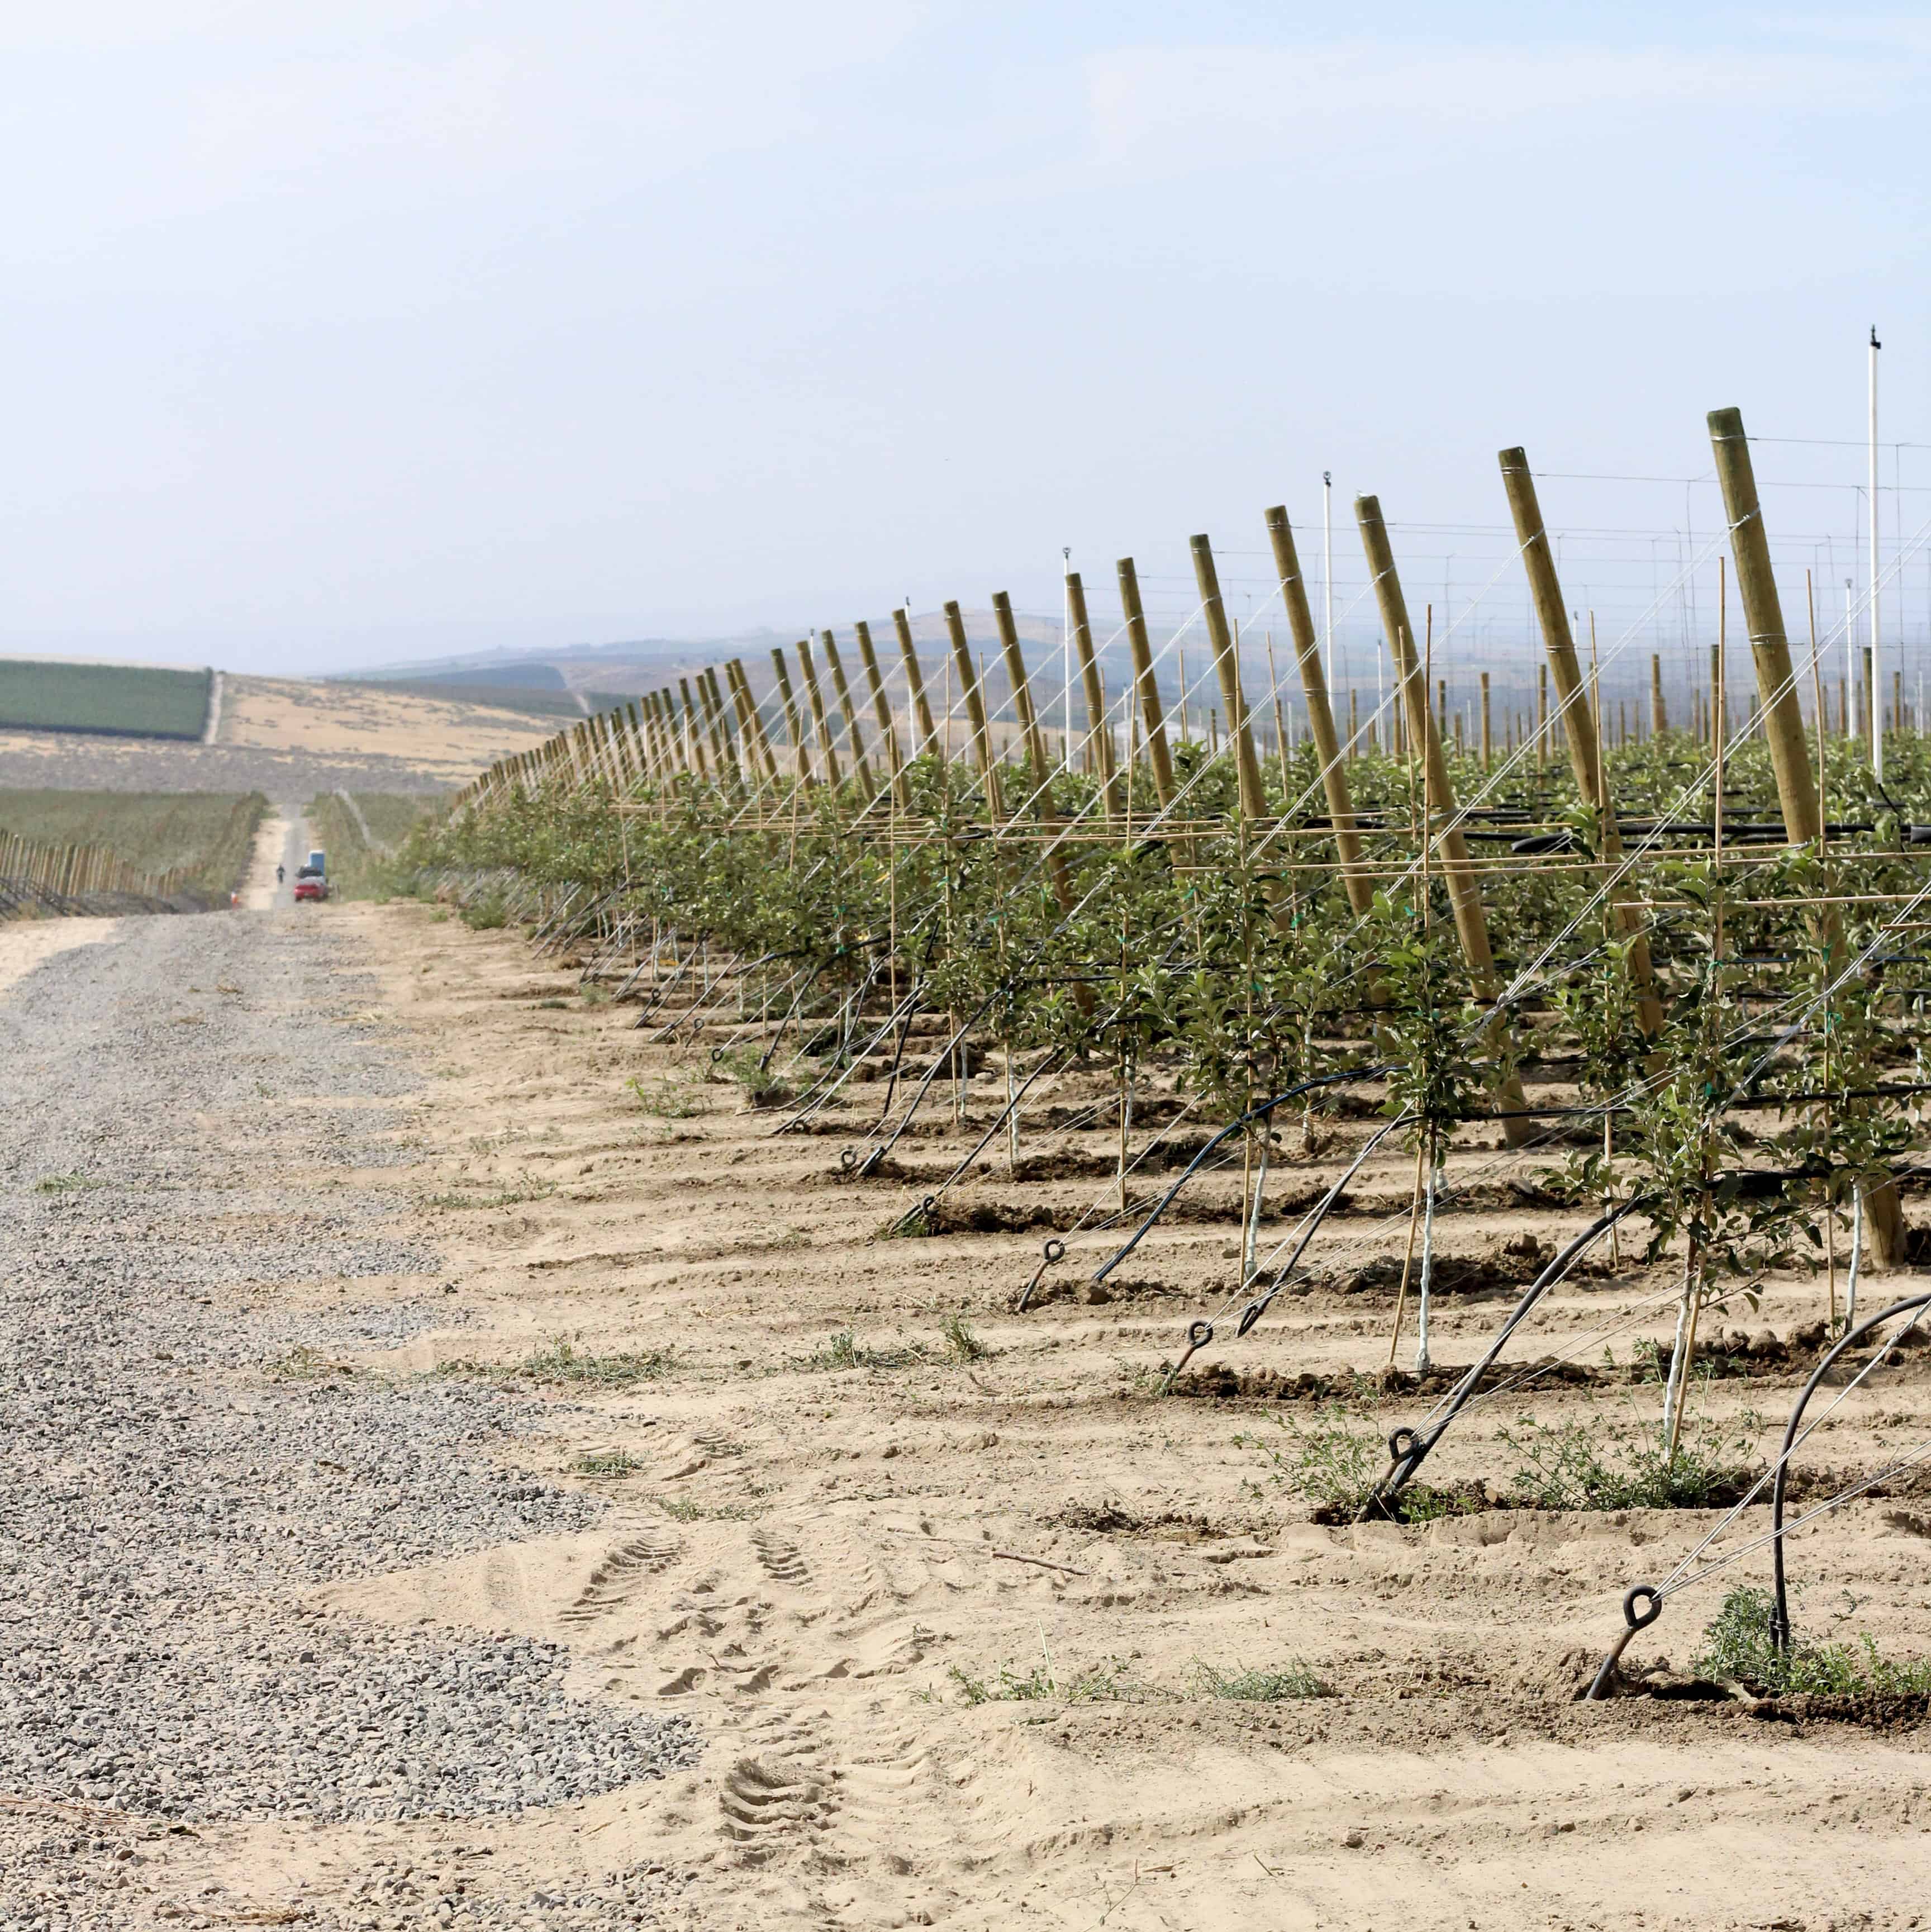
left=1, top=3, right=1924, bottom=673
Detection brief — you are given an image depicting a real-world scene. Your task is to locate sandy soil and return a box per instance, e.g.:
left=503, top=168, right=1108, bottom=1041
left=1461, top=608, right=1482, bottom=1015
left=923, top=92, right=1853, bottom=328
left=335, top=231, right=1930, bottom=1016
left=218, top=676, right=554, bottom=782
left=13, top=893, right=1930, bottom=1927
left=113, top=899, right=1918, bottom=1931
left=0, top=915, right=120, bottom=997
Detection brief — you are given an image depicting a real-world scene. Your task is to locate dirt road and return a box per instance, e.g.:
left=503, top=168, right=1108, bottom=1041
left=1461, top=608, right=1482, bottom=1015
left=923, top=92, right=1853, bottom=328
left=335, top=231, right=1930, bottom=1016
left=8, top=899, right=1931, bottom=1930
left=0, top=907, right=693, bottom=1929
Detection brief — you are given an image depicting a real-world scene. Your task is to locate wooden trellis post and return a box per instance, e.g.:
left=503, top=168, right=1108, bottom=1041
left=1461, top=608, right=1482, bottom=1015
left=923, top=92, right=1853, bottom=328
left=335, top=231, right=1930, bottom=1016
left=1709, top=402, right=1908, bottom=1266
left=853, top=620, right=911, bottom=808
left=1357, top=491, right=1534, bottom=1148
left=892, top=609, right=938, bottom=756
left=795, top=637, right=843, bottom=789
left=992, top=592, right=1074, bottom=911
left=1115, top=557, right=1177, bottom=814
left=1264, top=505, right=1372, bottom=913
left=1499, top=447, right=1663, bottom=1034
left=943, top=600, right=1002, bottom=819
left=1189, top=535, right=1268, bottom=819
left=820, top=631, right=877, bottom=801
left=768, top=647, right=811, bottom=787
left=1064, top=572, right=1123, bottom=820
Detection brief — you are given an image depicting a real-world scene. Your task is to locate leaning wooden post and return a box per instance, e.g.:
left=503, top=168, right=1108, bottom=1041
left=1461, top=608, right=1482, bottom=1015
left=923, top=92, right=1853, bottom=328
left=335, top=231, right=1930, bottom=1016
left=667, top=688, right=696, bottom=777
left=676, top=679, right=711, bottom=779
left=992, top=591, right=1075, bottom=910
left=768, top=647, right=812, bottom=787
left=1708, top=402, right=1907, bottom=1266
left=1064, top=571, right=1124, bottom=820
left=690, top=674, right=727, bottom=775
left=892, top=609, right=937, bottom=756
left=1264, top=506, right=1372, bottom=914
left=698, top=671, right=729, bottom=775
left=820, top=630, right=876, bottom=800
left=795, top=636, right=844, bottom=789
left=638, top=695, right=663, bottom=782
left=1188, top=535, right=1268, bottom=819
left=645, top=699, right=676, bottom=780
left=854, top=620, right=911, bottom=808
left=702, top=668, right=745, bottom=785
left=1357, top=492, right=1534, bottom=1148
left=943, top=600, right=1002, bottom=819
left=1116, top=557, right=1177, bottom=813
left=1498, top=447, right=1663, bottom=1035
left=727, top=661, right=779, bottom=787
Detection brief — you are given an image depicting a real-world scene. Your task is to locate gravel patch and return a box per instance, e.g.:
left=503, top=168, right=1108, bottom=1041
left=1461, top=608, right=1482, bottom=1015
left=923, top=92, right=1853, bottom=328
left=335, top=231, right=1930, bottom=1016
left=0, top=912, right=696, bottom=1927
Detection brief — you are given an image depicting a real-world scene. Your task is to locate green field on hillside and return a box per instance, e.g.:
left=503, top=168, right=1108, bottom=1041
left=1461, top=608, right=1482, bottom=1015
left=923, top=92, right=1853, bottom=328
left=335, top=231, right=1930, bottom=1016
left=0, top=659, right=212, bottom=739
left=305, top=791, right=443, bottom=898
left=0, top=790, right=267, bottom=897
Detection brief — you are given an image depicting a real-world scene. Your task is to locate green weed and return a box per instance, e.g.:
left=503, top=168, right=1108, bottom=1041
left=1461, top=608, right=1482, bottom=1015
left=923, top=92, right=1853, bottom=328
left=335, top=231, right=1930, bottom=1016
left=267, top=1345, right=346, bottom=1382
left=948, top=1655, right=1138, bottom=1706
left=627, top=1075, right=709, bottom=1119
left=941, top=1312, right=989, bottom=1362
left=1498, top=1404, right=1761, bottom=1512
left=1242, top=1406, right=1383, bottom=1515
left=519, top=1338, right=673, bottom=1388
left=1191, top=1659, right=1331, bottom=1701
left=460, top=893, right=508, bottom=930
left=425, top=1174, right=555, bottom=1210
left=35, top=1173, right=99, bottom=1194
left=712, top=1045, right=791, bottom=1107
left=439, top=1338, right=673, bottom=1391
left=573, top=1450, right=645, bottom=1479
left=657, top=1494, right=753, bottom=1522
left=1692, top=1584, right=1931, bottom=1696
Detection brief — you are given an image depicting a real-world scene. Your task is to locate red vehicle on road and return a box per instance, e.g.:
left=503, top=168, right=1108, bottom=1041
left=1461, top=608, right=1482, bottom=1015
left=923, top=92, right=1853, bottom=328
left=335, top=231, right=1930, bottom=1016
left=293, top=865, right=329, bottom=903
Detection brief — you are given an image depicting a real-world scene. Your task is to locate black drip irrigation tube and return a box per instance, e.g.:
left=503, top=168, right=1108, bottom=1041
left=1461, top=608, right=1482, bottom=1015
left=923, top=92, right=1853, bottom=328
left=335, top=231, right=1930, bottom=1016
left=1769, top=1292, right=1931, bottom=1649
left=1151, top=1114, right=1406, bottom=1389
left=1361, top=1197, right=1648, bottom=1519
left=1583, top=1289, right=1931, bottom=1701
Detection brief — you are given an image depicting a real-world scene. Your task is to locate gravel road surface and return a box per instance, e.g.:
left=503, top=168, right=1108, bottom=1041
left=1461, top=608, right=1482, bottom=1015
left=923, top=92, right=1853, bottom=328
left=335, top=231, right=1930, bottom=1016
left=0, top=910, right=696, bottom=1929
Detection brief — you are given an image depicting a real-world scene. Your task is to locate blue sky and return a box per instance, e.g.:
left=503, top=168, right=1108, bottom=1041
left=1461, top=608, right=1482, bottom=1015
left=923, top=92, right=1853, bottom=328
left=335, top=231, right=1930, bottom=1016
left=0, top=3, right=1923, bottom=672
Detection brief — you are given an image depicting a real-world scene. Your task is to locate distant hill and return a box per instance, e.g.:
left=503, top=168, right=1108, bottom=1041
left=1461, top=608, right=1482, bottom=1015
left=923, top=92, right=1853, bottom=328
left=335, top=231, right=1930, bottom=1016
left=388, top=659, right=570, bottom=692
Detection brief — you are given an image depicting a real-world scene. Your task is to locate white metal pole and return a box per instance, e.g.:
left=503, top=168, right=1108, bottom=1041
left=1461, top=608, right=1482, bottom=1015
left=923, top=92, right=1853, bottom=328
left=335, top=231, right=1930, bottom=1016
left=1871, top=325, right=1883, bottom=779
left=1322, top=471, right=1334, bottom=689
